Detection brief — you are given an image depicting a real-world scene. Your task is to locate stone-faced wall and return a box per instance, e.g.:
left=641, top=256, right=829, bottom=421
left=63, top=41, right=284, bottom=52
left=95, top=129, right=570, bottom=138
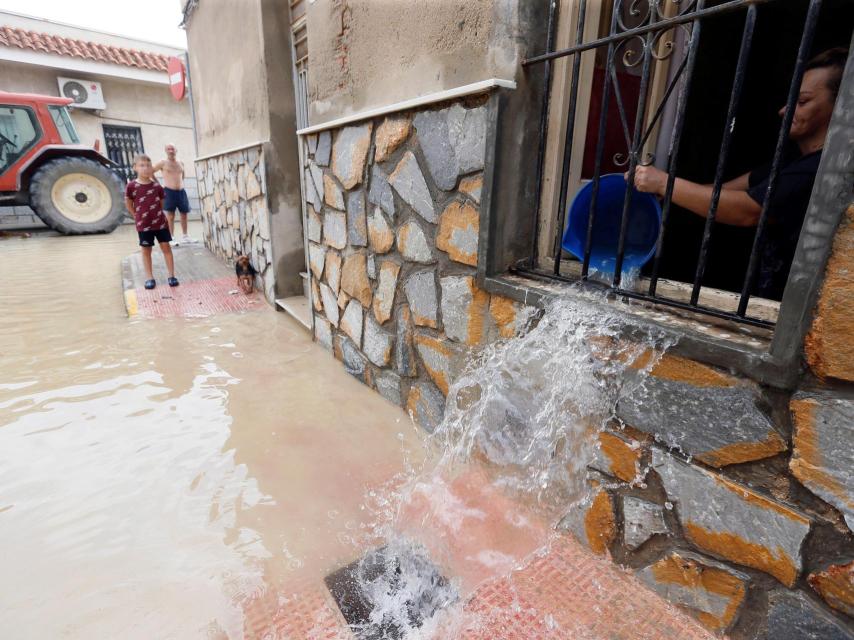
left=302, top=99, right=854, bottom=638
left=302, top=97, right=530, bottom=432
left=195, top=145, right=275, bottom=302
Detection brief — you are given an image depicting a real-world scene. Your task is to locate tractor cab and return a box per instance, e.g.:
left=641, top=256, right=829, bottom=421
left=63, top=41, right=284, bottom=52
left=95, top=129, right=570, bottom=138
left=0, top=92, right=126, bottom=235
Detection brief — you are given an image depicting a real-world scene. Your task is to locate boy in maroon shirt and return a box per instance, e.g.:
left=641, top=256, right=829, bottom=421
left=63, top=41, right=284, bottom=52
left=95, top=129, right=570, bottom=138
left=125, top=154, right=179, bottom=290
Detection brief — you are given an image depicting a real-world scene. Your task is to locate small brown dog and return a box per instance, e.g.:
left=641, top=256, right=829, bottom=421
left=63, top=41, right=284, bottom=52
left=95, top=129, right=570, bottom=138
left=235, top=256, right=257, bottom=294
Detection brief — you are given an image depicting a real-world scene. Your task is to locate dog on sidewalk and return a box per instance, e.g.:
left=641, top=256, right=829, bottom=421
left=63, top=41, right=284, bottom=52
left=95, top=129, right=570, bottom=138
left=235, top=256, right=257, bottom=294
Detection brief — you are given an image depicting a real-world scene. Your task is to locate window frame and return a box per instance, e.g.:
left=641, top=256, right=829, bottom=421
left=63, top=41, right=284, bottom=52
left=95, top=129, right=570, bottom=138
left=48, top=106, right=80, bottom=145
left=0, top=104, right=43, bottom=178
left=477, top=8, right=854, bottom=390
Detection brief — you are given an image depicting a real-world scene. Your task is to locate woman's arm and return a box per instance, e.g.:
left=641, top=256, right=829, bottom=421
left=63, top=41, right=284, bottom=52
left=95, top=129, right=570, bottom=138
left=631, top=165, right=761, bottom=227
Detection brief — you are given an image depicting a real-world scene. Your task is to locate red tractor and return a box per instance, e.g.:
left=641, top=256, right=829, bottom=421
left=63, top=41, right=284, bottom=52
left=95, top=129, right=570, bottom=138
left=0, top=92, right=126, bottom=234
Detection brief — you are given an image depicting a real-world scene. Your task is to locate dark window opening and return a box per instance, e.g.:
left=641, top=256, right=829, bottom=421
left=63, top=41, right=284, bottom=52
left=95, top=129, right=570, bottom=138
left=103, top=125, right=144, bottom=182
left=0, top=105, right=41, bottom=176
left=48, top=106, right=80, bottom=145
left=524, top=0, right=853, bottom=328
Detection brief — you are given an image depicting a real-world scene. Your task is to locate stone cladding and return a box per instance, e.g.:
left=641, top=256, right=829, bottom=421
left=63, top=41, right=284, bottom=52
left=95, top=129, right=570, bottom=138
left=303, top=99, right=854, bottom=638
left=195, top=145, right=274, bottom=302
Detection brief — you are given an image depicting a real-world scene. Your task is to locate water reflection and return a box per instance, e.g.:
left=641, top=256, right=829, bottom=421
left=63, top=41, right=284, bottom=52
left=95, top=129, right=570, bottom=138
left=0, top=226, right=423, bottom=639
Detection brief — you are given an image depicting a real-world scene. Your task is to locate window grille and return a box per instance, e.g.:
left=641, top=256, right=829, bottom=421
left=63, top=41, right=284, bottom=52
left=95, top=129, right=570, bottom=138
left=103, top=125, right=144, bottom=182
left=521, top=0, right=843, bottom=329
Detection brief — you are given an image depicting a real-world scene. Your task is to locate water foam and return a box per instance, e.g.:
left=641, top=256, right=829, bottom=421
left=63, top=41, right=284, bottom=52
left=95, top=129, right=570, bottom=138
left=338, top=288, right=672, bottom=638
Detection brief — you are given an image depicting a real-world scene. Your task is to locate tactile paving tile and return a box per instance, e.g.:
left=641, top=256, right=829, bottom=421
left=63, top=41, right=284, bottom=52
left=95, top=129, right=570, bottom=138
left=459, top=536, right=719, bottom=640
left=238, top=535, right=719, bottom=640
left=130, top=277, right=263, bottom=319
left=240, top=580, right=352, bottom=640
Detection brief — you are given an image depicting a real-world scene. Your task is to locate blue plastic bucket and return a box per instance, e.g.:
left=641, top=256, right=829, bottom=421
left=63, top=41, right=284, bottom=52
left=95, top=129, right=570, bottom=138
left=561, top=173, right=661, bottom=273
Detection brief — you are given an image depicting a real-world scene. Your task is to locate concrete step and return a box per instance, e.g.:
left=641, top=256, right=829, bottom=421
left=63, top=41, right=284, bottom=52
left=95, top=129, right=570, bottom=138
left=276, top=295, right=311, bottom=332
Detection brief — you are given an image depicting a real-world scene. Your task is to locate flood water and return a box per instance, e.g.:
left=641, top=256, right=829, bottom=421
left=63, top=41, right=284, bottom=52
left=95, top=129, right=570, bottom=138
left=0, top=225, right=426, bottom=639
left=1, top=225, right=707, bottom=640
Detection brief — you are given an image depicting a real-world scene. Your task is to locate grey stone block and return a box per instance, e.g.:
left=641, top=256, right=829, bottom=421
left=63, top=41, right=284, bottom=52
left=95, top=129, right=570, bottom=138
left=339, top=336, right=368, bottom=381
left=622, top=496, right=668, bottom=550
left=375, top=370, right=403, bottom=406
left=395, top=305, right=418, bottom=378
left=397, top=218, right=434, bottom=264
left=340, top=299, right=363, bottom=348
left=323, top=211, right=347, bottom=250
left=403, top=270, right=439, bottom=328
left=652, top=449, right=811, bottom=587
left=617, top=374, right=784, bottom=467
left=347, top=190, right=368, bottom=247
left=440, top=275, right=481, bottom=344
left=389, top=151, right=436, bottom=223
left=363, top=313, right=394, bottom=367
left=407, top=381, right=446, bottom=433
left=319, top=282, right=339, bottom=327
left=308, top=242, right=326, bottom=280
left=305, top=168, right=323, bottom=211
left=637, top=550, right=749, bottom=634
left=368, top=164, right=396, bottom=219
left=413, top=104, right=486, bottom=191
left=760, top=590, right=853, bottom=640
left=315, top=131, right=332, bottom=167
left=314, top=316, right=332, bottom=350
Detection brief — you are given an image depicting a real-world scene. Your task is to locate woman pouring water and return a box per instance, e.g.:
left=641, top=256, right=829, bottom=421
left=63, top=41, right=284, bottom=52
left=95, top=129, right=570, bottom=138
left=629, top=48, right=846, bottom=300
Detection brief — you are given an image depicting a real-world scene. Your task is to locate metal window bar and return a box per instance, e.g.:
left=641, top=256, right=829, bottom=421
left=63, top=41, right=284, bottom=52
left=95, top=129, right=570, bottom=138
left=103, top=125, right=144, bottom=182
left=521, top=0, right=825, bottom=329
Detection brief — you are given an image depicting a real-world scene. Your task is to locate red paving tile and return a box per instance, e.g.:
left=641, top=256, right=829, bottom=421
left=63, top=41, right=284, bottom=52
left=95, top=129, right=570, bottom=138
left=128, top=277, right=264, bottom=319
left=237, top=470, right=718, bottom=640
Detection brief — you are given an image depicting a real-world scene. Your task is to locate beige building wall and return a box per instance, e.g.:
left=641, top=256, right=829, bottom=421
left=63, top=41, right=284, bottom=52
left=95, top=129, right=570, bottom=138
left=184, top=0, right=270, bottom=157
left=304, top=0, right=523, bottom=124
left=0, top=61, right=196, bottom=175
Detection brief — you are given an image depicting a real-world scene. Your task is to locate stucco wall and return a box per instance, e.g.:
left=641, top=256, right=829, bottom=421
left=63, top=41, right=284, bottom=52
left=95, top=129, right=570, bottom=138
left=0, top=61, right=196, bottom=174
left=304, top=0, right=522, bottom=124
left=259, top=0, right=306, bottom=298
left=185, top=0, right=305, bottom=299
left=184, top=0, right=270, bottom=157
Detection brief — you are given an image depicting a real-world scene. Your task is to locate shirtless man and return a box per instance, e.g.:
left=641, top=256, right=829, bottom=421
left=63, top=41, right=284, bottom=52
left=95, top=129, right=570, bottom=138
left=153, top=144, right=195, bottom=244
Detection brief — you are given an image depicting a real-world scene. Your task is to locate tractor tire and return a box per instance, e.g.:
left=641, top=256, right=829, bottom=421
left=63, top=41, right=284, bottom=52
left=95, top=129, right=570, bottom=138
left=29, top=157, right=126, bottom=235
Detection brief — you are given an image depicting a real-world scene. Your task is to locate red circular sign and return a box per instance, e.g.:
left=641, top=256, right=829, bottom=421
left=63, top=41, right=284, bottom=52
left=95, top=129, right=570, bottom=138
left=167, top=56, right=186, bottom=101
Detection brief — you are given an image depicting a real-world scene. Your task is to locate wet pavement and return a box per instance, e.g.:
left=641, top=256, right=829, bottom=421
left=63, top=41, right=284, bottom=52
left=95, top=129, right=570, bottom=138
left=0, top=224, right=425, bottom=639
left=0, top=225, right=717, bottom=639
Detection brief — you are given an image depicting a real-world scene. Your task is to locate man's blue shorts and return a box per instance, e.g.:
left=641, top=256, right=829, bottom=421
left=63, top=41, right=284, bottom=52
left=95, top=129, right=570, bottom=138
left=163, top=187, right=191, bottom=214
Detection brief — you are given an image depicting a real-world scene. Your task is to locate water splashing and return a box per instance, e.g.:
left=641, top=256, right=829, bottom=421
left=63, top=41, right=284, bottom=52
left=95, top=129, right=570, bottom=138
left=340, top=288, right=674, bottom=638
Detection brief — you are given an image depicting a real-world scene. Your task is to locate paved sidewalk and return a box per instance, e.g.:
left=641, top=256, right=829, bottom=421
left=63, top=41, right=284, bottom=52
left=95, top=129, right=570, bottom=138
left=121, top=243, right=263, bottom=318
left=234, top=469, right=718, bottom=640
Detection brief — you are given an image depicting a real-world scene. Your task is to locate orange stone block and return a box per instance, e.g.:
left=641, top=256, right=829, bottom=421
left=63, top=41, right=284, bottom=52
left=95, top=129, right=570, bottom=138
left=584, top=489, right=616, bottom=556
left=437, top=201, right=479, bottom=266
left=805, top=205, right=854, bottom=382
left=643, top=551, right=748, bottom=633
left=596, top=429, right=647, bottom=483
left=808, top=560, right=854, bottom=617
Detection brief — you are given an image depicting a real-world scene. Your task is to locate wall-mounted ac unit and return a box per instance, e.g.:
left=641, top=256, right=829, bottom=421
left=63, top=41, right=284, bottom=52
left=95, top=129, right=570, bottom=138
left=57, top=77, right=107, bottom=110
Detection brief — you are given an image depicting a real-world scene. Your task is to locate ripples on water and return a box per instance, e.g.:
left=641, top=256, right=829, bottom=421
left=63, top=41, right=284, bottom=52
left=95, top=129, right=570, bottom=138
left=0, top=227, right=423, bottom=639
left=1, top=228, right=670, bottom=639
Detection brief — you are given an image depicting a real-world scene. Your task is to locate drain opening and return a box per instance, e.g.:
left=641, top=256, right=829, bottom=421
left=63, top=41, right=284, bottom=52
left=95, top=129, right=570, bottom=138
left=324, top=543, right=457, bottom=639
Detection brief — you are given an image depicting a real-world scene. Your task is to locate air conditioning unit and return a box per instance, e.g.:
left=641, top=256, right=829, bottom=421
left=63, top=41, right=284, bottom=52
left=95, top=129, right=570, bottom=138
left=57, top=77, right=107, bottom=110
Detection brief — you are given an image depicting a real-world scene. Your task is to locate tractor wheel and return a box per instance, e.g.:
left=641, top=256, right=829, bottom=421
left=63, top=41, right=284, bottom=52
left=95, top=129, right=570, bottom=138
left=29, top=157, right=126, bottom=235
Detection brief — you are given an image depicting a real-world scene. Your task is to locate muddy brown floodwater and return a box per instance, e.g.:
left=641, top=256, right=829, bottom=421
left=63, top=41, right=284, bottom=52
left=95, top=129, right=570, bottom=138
left=0, top=225, right=426, bottom=639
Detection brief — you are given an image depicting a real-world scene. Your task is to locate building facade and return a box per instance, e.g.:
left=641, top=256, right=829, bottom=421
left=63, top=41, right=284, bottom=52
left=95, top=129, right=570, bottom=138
left=186, top=1, right=854, bottom=636
left=0, top=10, right=197, bottom=228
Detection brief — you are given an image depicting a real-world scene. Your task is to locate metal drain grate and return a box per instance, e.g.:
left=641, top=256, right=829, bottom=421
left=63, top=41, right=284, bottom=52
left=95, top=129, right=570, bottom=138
left=324, top=544, right=456, bottom=640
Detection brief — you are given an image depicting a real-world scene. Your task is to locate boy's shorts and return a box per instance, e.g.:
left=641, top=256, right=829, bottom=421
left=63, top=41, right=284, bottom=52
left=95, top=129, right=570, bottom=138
left=163, top=187, right=191, bottom=214
left=138, top=228, right=172, bottom=246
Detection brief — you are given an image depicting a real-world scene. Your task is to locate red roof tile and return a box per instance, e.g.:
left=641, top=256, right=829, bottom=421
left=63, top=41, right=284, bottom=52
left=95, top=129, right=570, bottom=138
left=0, top=26, right=170, bottom=72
